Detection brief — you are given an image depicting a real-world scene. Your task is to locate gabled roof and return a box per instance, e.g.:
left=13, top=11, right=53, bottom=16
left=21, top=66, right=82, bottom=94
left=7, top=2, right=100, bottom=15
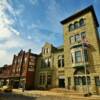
left=60, top=5, right=99, bottom=27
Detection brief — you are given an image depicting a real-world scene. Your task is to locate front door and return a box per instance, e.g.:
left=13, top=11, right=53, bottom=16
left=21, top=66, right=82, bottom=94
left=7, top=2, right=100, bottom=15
left=59, top=79, right=65, bottom=88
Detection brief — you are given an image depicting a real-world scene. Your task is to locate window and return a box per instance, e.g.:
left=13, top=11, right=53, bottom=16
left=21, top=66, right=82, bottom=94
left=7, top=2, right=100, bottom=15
left=75, top=34, right=81, bottom=42
left=18, top=59, right=20, bottom=64
left=48, top=58, right=51, bottom=67
left=69, top=24, right=74, bottom=31
left=41, top=58, right=51, bottom=68
left=70, top=36, right=75, bottom=44
left=45, top=59, right=48, bottom=65
left=74, top=22, right=79, bottom=29
left=79, top=19, right=85, bottom=27
left=46, top=48, right=50, bottom=53
left=84, top=50, right=88, bottom=62
left=71, top=53, right=74, bottom=63
left=87, top=76, right=91, bottom=85
left=44, top=58, right=51, bottom=67
left=82, top=76, right=86, bottom=85
left=74, top=77, right=80, bottom=85
left=42, top=48, right=45, bottom=54
left=95, top=76, right=100, bottom=86
left=58, top=59, right=61, bottom=67
left=14, top=60, right=17, bottom=64
left=81, top=32, right=86, bottom=39
left=42, top=74, right=45, bottom=84
left=24, top=57, right=27, bottom=64
left=75, top=51, right=81, bottom=63
left=74, top=76, right=90, bottom=85
left=82, top=76, right=90, bottom=85
left=47, top=75, right=52, bottom=85
left=62, top=58, right=64, bottom=67
left=42, top=48, right=44, bottom=54
left=40, top=75, right=42, bottom=85
left=39, top=74, right=46, bottom=85
left=58, top=55, right=64, bottom=68
left=46, top=48, right=48, bottom=53
left=69, top=19, right=85, bottom=32
left=41, top=59, right=43, bottom=68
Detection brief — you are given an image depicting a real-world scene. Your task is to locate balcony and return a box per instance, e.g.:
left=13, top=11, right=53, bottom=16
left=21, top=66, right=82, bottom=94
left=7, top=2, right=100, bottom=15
left=70, top=41, right=88, bottom=49
left=72, top=62, right=89, bottom=68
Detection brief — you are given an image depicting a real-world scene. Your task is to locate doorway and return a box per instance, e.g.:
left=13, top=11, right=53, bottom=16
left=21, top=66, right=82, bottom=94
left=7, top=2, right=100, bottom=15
left=74, top=68, right=90, bottom=92
left=59, top=79, right=65, bottom=88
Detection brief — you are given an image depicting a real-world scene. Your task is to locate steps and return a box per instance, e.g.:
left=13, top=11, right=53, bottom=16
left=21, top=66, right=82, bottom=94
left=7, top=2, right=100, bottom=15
left=50, top=88, right=84, bottom=96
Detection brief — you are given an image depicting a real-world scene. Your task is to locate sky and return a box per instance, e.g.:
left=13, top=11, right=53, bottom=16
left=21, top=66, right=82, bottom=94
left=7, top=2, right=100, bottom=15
left=0, top=0, right=100, bottom=67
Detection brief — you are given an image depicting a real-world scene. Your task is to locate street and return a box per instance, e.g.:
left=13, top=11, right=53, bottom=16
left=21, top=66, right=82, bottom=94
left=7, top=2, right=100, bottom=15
left=0, top=92, right=100, bottom=100
left=0, top=92, right=69, bottom=100
left=0, top=93, right=36, bottom=100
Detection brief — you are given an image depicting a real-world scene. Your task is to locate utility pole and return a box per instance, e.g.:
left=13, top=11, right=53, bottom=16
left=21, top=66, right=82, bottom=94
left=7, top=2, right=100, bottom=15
left=82, top=38, right=89, bottom=95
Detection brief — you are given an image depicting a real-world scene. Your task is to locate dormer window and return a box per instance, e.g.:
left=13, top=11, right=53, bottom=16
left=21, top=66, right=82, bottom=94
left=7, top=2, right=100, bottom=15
left=43, top=48, right=50, bottom=54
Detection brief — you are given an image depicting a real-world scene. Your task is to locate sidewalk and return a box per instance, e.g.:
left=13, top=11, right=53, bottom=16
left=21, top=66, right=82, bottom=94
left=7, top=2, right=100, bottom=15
left=12, top=89, right=100, bottom=100
left=13, top=89, right=65, bottom=97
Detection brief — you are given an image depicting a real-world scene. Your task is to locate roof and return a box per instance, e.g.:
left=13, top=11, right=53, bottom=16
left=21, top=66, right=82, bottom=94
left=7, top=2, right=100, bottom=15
left=60, top=5, right=99, bottom=27
left=57, top=45, right=64, bottom=50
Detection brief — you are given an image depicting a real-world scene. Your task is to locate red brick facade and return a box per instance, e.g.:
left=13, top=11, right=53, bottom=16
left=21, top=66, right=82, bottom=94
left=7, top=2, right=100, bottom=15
left=0, top=49, right=37, bottom=90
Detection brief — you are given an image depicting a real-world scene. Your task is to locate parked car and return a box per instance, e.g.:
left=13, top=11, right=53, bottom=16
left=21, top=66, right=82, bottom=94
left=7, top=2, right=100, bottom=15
left=2, top=85, right=12, bottom=92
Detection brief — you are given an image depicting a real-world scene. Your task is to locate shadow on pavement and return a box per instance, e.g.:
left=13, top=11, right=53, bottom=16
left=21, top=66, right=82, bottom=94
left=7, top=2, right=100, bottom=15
left=0, top=92, right=37, bottom=100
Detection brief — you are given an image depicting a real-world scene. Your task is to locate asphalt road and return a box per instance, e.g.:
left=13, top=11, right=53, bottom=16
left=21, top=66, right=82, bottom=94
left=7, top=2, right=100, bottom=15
left=0, top=92, right=70, bottom=100
left=1, top=92, right=99, bottom=100
left=0, top=93, right=36, bottom=100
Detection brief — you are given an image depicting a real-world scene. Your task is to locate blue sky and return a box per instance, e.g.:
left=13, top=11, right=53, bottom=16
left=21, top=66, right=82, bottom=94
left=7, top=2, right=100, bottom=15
left=0, top=0, right=100, bottom=66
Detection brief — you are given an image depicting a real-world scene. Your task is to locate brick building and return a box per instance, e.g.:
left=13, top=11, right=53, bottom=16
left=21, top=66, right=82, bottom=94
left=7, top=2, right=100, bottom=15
left=0, top=5, right=100, bottom=95
left=0, top=64, right=12, bottom=86
left=0, top=49, right=37, bottom=90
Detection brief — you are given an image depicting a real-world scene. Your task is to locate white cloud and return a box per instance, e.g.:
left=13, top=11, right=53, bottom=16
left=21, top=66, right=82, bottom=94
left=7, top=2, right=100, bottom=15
left=0, top=0, right=23, bottom=66
left=10, top=28, right=20, bottom=36
left=0, top=50, right=13, bottom=66
left=0, top=28, right=12, bottom=39
left=29, top=0, right=38, bottom=6
left=27, top=35, right=32, bottom=40
left=0, top=0, right=21, bottom=40
left=28, top=23, right=38, bottom=30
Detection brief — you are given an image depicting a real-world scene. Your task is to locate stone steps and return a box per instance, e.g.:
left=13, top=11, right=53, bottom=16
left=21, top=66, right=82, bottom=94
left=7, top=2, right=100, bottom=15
left=50, top=88, right=84, bottom=96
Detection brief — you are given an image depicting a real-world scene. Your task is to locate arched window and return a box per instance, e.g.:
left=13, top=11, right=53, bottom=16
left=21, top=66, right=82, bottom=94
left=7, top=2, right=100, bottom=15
left=69, top=24, right=74, bottom=31
left=74, top=21, right=79, bottom=29
left=79, top=18, right=85, bottom=26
